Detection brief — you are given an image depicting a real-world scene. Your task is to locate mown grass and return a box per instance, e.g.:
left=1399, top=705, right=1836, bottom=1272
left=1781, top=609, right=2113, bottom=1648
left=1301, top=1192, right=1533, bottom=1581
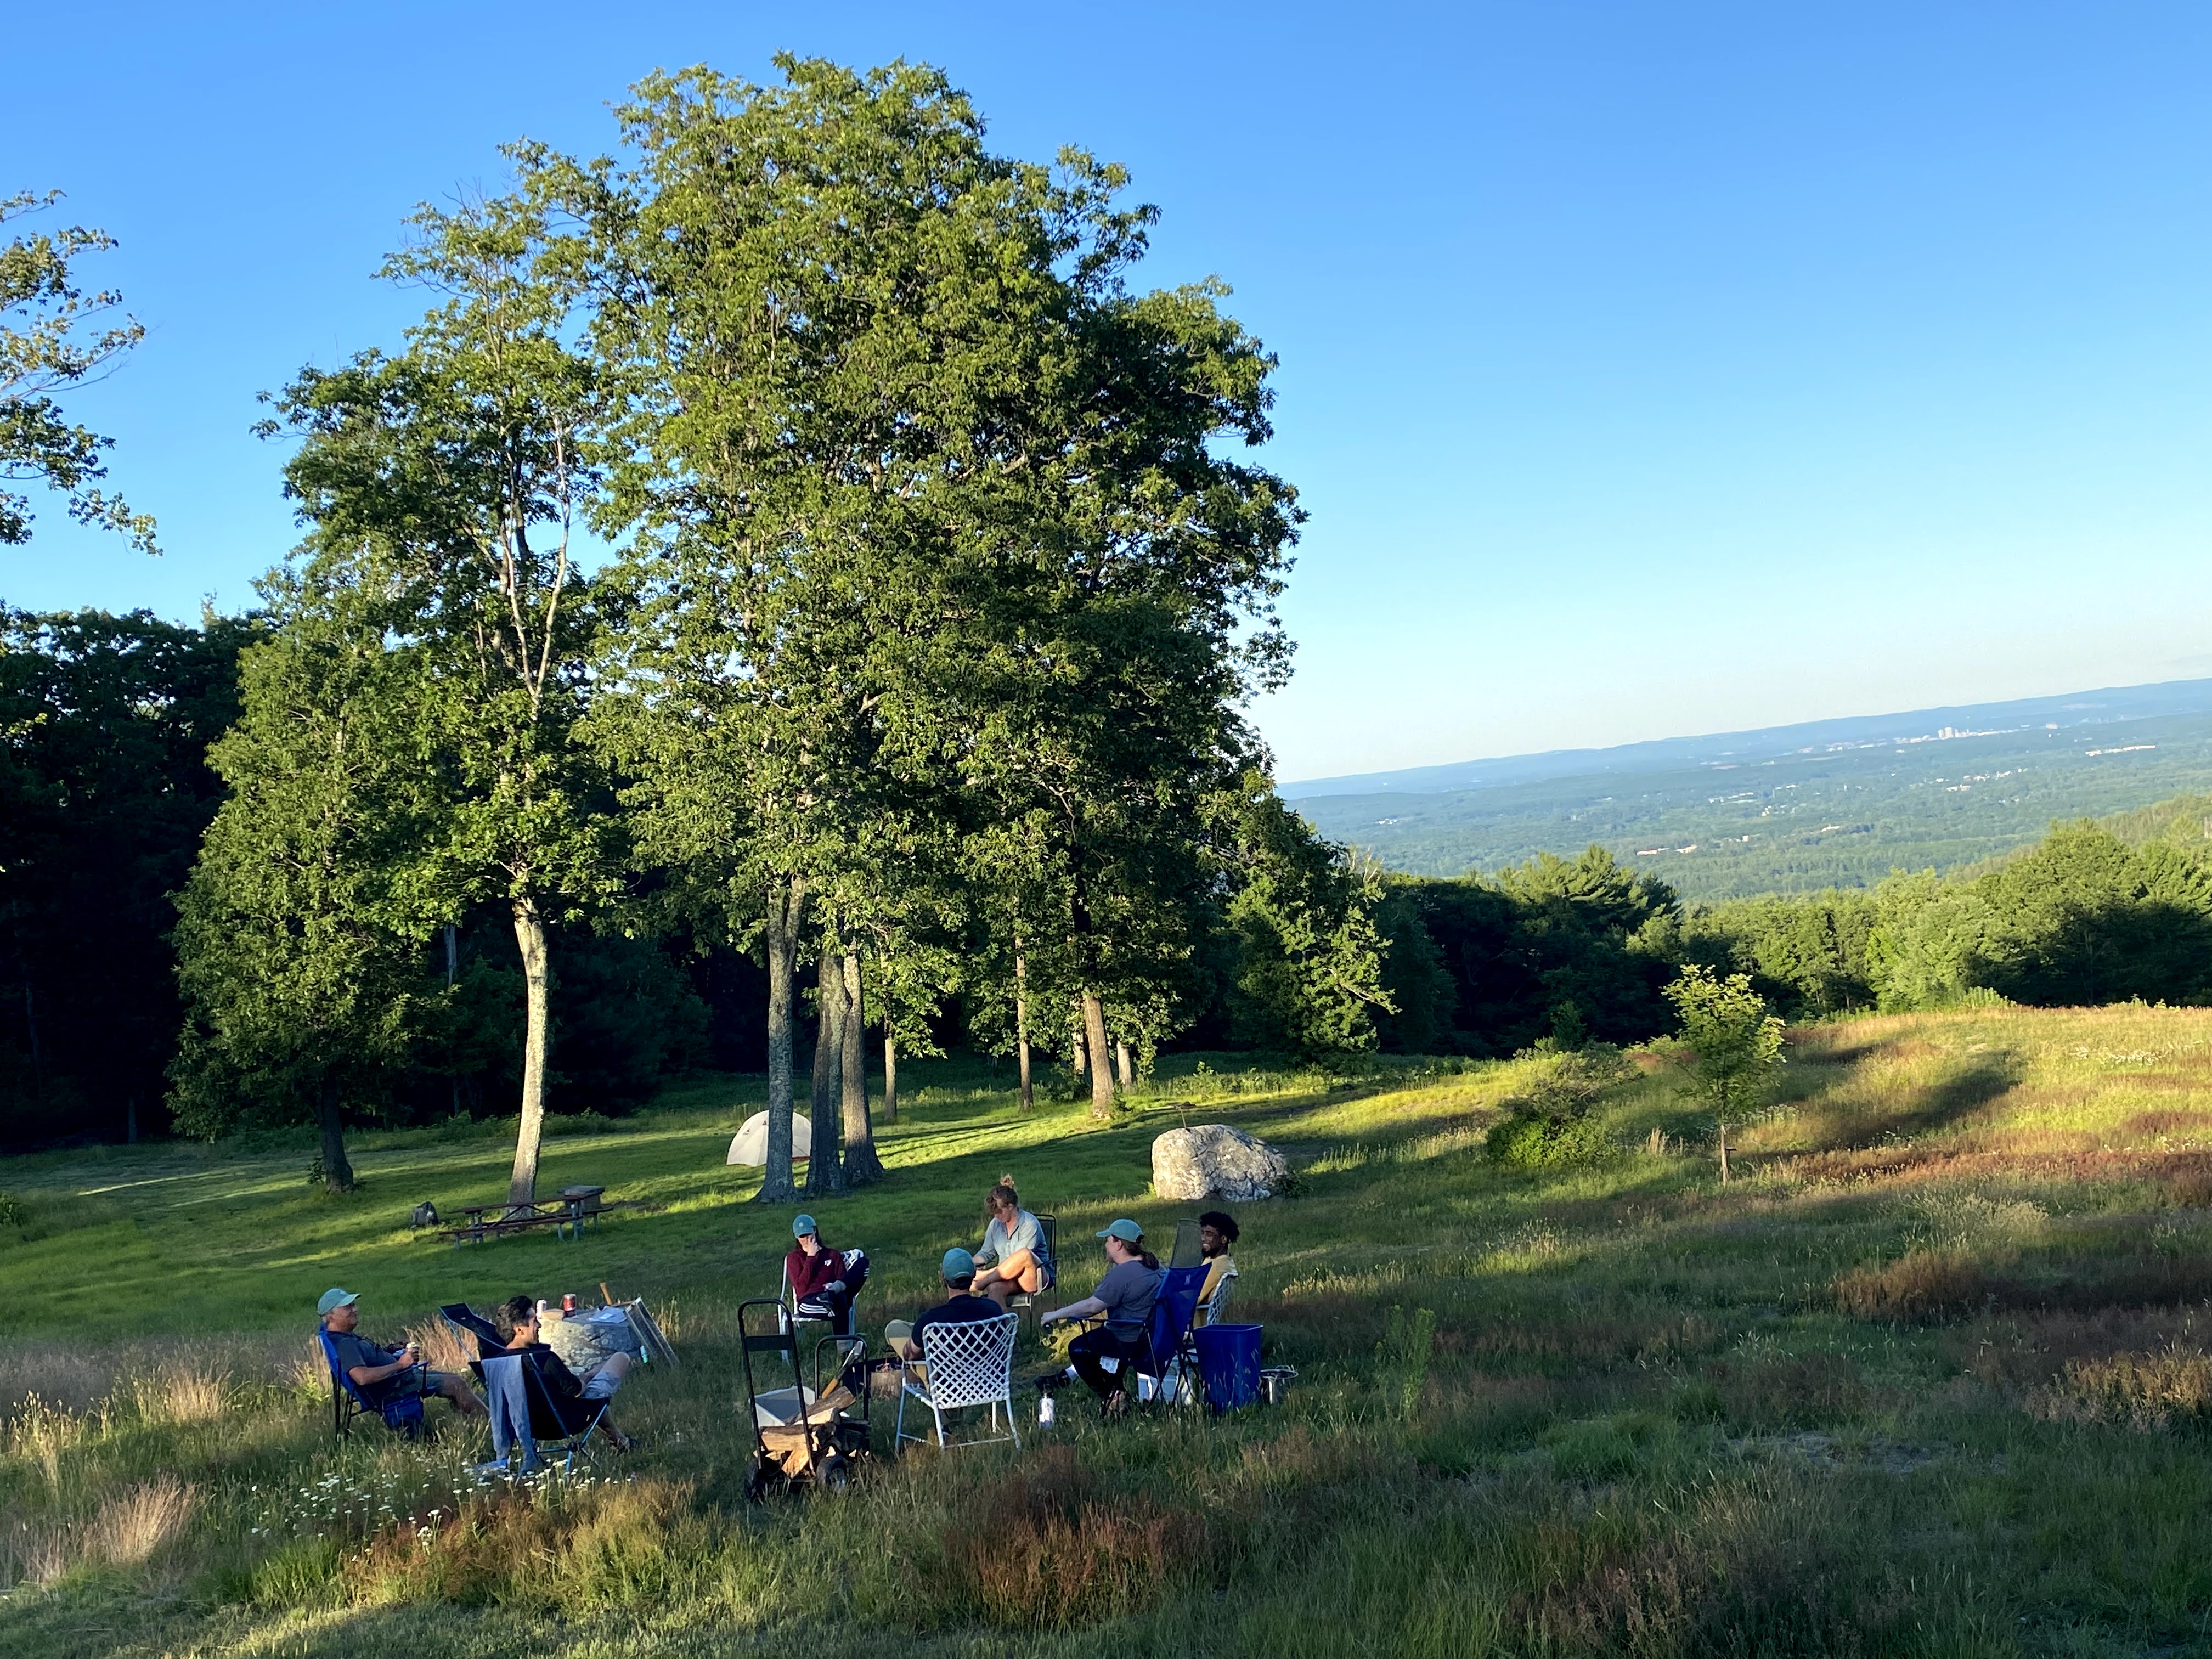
left=7, top=1012, right=2212, bottom=1656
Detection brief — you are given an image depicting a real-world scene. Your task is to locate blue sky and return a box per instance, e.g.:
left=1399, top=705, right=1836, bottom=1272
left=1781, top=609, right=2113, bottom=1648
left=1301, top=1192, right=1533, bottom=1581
left=8, top=3, right=2209, bottom=781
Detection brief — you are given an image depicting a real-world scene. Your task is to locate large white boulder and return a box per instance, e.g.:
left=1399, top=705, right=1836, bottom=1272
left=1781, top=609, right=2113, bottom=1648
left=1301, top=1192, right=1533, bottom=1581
left=727, top=1110, right=811, bottom=1166
left=1151, top=1124, right=1291, bottom=1202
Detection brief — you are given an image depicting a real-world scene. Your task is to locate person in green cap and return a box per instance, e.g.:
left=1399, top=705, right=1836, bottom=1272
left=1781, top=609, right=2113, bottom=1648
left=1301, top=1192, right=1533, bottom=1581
left=317, top=1289, right=484, bottom=1420
left=1041, top=1220, right=1161, bottom=1417
left=887, top=1248, right=1003, bottom=1362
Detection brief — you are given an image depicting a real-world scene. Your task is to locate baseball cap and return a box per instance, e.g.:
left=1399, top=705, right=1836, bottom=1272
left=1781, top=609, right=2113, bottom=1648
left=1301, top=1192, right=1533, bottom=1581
left=1095, top=1218, right=1144, bottom=1243
left=317, top=1288, right=360, bottom=1318
left=792, top=1213, right=817, bottom=1239
left=941, top=1247, right=976, bottom=1279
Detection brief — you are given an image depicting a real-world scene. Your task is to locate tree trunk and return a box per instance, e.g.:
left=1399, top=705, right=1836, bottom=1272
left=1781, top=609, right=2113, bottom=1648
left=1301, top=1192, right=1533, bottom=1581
left=1114, top=1039, right=1133, bottom=1090
left=758, top=875, right=804, bottom=1203
left=1081, top=991, right=1114, bottom=1121
left=840, top=951, right=882, bottom=1184
left=445, top=923, right=464, bottom=1119
left=507, top=895, right=551, bottom=1207
left=883, top=1031, right=899, bottom=1125
left=317, top=1082, right=355, bottom=1194
left=807, top=946, right=847, bottom=1197
left=1071, top=998, right=1087, bottom=1076
left=1718, top=1121, right=1730, bottom=1185
left=1014, top=949, right=1033, bottom=1113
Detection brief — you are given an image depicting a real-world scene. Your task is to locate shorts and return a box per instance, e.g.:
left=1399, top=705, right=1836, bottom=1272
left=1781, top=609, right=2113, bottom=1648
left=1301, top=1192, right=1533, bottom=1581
left=581, top=1368, right=622, bottom=1401
left=378, top=1365, right=448, bottom=1402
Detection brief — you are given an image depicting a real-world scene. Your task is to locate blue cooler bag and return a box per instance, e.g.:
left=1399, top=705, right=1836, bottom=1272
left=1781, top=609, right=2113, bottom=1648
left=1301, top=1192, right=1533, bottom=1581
left=1193, top=1322, right=1263, bottom=1411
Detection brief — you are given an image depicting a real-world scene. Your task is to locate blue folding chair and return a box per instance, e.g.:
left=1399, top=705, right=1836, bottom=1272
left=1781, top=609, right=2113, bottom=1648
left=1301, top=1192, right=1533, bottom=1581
left=318, top=1329, right=426, bottom=1440
left=473, top=1349, right=609, bottom=1476
left=1111, top=1264, right=1209, bottom=1408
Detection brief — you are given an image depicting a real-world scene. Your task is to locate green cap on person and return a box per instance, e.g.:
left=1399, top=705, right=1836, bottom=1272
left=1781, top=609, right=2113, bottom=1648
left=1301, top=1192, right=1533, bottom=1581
left=792, top=1214, right=816, bottom=1239
left=1095, top=1218, right=1144, bottom=1243
left=941, top=1247, right=975, bottom=1280
left=317, top=1288, right=360, bottom=1318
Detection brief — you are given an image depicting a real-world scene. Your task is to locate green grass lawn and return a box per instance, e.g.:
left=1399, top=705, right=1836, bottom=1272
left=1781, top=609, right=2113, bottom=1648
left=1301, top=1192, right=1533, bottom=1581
left=7, top=1015, right=2212, bottom=1657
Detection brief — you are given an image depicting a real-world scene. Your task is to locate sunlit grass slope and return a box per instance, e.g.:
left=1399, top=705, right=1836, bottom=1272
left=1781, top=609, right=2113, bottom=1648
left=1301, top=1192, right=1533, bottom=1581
left=8, top=1013, right=2212, bottom=1657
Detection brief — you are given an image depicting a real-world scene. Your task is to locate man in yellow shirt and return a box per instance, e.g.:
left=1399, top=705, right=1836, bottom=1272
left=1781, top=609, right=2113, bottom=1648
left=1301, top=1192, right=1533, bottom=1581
left=1195, top=1211, right=1239, bottom=1325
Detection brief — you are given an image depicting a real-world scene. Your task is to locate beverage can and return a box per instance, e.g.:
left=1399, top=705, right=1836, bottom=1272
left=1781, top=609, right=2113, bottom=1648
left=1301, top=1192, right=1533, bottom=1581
left=561, top=1293, right=577, bottom=1313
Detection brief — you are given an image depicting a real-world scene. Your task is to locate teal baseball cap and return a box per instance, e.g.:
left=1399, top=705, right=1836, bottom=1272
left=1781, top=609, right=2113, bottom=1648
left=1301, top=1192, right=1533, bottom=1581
left=1095, top=1218, right=1144, bottom=1243
left=941, top=1247, right=975, bottom=1279
left=317, top=1288, right=359, bottom=1318
left=792, top=1213, right=817, bottom=1239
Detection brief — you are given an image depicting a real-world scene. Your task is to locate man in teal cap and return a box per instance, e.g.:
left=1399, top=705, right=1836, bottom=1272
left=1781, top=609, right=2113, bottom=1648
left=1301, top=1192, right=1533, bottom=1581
left=317, top=1288, right=484, bottom=1420
left=887, top=1247, right=1002, bottom=1361
left=1042, top=1220, right=1161, bottom=1417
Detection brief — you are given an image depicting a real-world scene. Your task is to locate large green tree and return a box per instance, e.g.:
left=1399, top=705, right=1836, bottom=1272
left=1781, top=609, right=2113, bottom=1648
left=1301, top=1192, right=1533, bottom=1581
left=267, top=193, right=612, bottom=1205
left=171, top=583, right=422, bottom=1190
left=560, top=59, right=1152, bottom=1192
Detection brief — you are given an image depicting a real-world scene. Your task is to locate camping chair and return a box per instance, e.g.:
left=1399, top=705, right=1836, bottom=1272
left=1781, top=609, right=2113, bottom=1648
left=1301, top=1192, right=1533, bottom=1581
left=1124, top=1264, right=1209, bottom=1407
left=1007, top=1212, right=1058, bottom=1329
left=473, top=1349, right=608, bottom=1476
left=438, top=1302, right=504, bottom=1357
left=318, top=1329, right=426, bottom=1440
left=1168, top=1218, right=1206, bottom=1269
left=896, top=1312, right=1020, bottom=1452
left=1196, top=1267, right=1237, bottom=1330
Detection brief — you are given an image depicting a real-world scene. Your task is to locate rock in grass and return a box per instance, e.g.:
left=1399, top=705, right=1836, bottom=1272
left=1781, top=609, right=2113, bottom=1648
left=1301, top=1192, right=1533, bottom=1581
left=1152, top=1125, right=1291, bottom=1201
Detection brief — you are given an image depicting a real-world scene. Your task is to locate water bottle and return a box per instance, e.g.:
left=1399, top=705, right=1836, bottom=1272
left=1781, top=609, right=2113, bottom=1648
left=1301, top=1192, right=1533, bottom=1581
left=1039, top=1391, right=1056, bottom=1429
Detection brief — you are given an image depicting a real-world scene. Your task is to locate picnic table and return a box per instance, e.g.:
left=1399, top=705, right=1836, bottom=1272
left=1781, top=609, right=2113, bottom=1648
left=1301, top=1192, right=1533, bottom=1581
left=439, top=1187, right=621, bottom=1246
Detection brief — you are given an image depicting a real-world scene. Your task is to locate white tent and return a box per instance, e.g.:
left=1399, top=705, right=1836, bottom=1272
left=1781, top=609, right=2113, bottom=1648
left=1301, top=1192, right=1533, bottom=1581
left=726, top=1110, right=810, bottom=1166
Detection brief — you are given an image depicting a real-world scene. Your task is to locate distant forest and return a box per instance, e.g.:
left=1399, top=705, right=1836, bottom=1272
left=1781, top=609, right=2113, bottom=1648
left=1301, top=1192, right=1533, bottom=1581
left=8, top=598, right=2210, bottom=1150
left=1294, top=702, right=2212, bottom=899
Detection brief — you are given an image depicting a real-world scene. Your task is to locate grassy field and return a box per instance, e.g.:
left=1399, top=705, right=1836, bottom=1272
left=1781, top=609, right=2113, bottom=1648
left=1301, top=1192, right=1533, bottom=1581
left=7, top=1009, right=2212, bottom=1657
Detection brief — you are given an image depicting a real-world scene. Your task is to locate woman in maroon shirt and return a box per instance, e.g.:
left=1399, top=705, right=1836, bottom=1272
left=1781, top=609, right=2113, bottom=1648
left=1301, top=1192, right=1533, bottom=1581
left=784, top=1213, right=868, bottom=1334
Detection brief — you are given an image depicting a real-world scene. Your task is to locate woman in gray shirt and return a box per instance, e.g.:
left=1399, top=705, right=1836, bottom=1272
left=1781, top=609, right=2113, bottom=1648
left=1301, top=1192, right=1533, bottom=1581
left=1041, top=1219, right=1160, bottom=1417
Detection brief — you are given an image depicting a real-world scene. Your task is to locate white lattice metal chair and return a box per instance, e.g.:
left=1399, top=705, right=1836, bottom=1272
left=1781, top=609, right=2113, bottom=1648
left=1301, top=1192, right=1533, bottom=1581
left=1198, top=1269, right=1237, bottom=1328
left=895, top=1312, right=1020, bottom=1451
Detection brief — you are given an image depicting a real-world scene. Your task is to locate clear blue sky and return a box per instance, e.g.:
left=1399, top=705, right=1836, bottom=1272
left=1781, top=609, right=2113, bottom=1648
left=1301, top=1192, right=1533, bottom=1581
left=9, top=3, right=2210, bottom=781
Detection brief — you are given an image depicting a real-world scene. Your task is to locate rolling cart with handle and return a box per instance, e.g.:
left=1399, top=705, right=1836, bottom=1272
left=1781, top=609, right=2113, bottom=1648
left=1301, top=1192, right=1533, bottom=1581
left=736, top=1297, right=871, bottom=1502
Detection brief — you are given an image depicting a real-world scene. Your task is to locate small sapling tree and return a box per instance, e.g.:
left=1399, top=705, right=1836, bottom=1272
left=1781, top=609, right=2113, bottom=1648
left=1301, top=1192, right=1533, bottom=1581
left=1663, top=963, right=1784, bottom=1183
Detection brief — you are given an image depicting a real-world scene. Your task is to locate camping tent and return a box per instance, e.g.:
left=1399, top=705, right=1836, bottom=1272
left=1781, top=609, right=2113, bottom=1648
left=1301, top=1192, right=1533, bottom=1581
left=727, top=1110, right=811, bottom=1166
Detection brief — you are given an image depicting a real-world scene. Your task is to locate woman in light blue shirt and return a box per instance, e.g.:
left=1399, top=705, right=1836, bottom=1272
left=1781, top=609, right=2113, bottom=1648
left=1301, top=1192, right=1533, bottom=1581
left=971, top=1175, right=1053, bottom=1311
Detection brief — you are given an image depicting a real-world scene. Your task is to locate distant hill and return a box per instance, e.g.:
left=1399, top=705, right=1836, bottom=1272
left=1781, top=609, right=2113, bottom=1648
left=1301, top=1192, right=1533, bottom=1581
left=1284, top=678, right=2212, bottom=900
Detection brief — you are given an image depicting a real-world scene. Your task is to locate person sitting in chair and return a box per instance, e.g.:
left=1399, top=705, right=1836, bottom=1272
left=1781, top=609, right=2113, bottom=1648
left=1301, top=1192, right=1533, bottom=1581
left=785, top=1214, right=869, bottom=1335
left=1041, top=1220, right=1161, bottom=1419
left=1195, top=1210, right=1240, bottom=1325
left=318, top=1289, right=484, bottom=1420
left=495, top=1295, right=635, bottom=1451
left=969, top=1175, right=1053, bottom=1311
left=886, top=1249, right=1004, bottom=1363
